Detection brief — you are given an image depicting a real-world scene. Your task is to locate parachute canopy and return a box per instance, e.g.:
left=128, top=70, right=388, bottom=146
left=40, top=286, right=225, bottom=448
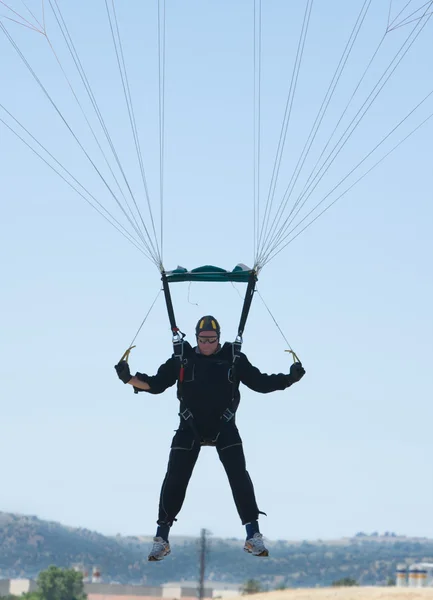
left=165, top=263, right=254, bottom=283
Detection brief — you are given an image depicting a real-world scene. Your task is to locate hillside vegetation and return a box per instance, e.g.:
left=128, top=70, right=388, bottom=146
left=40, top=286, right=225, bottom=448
left=1, top=512, right=433, bottom=588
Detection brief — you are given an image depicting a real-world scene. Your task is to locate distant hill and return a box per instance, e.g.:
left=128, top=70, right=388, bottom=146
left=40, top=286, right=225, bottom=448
left=1, top=512, right=433, bottom=588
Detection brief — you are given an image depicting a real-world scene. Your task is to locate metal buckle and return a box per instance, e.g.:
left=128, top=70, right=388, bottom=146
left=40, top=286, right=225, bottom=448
left=173, top=331, right=185, bottom=359
left=180, top=408, right=193, bottom=421
left=229, top=338, right=242, bottom=383
left=173, top=341, right=183, bottom=359
left=232, top=338, right=242, bottom=362
left=222, top=408, right=235, bottom=422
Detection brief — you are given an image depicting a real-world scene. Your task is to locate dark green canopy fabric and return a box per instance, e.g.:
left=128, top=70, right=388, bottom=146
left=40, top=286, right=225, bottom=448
left=165, top=264, right=254, bottom=283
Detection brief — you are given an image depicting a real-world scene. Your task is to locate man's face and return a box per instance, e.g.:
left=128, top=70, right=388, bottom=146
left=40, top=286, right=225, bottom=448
left=197, top=331, right=219, bottom=355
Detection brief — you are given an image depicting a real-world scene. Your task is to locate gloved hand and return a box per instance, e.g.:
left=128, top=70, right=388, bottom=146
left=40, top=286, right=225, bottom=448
left=115, top=360, right=132, bottom=384
left=285, top=361, right=306, bottom=387
left=290, top=361, right=305, bottom=382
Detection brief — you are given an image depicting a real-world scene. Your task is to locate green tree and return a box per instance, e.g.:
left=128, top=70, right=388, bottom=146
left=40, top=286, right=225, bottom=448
left=36, top=566, right=86, bottom=600
left=331, top=577, right=358, bottom=587
left=241, top=579, right=263, bottom=595
left=0, top=596, right=39, bottom=600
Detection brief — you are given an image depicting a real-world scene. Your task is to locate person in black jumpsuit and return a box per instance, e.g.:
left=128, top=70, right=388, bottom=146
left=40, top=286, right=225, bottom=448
left=115, top=315, right=305, bottom=561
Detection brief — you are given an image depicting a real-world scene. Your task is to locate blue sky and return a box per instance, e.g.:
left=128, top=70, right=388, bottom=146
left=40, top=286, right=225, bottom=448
left=1, top=0, right=432, bottom=543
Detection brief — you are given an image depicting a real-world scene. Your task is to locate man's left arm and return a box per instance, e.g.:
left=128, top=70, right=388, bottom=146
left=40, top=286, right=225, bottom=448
left=238, top=353, right=305, bottom=393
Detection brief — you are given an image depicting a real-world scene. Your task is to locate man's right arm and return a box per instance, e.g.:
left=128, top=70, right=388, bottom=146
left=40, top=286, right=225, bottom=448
left=128, top=375, right=150, bottom=391
left=131, top=356, right=178, bottom=394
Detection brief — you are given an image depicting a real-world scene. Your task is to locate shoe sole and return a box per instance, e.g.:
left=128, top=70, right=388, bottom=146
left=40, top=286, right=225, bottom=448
left=148, top=549, right=171, bottom=562
left=244, top=547, right=269, bottom=557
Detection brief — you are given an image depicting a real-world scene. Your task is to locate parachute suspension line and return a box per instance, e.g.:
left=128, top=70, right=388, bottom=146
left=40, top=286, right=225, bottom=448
left=387, top=0, right=393, bottom=29
left=0, top=1, right=41, bottom=32
left=256, top=0, right=314, bottom=264
left=47, top=0, right=154, bottom=254
left=260, top=7, right=433, bottom=264
left=283, top=10, right=384, bottom=229
left=256, top=0, right=374, bottom=264
left=50, top=0, right=160, bottom=263
left=282, top=5, right=433, bottom=240
left=260, top=89, right=433, bottom=267
left=1, top=2, right=163, bottom=265
left=41, top=0, right=46, bottom=31
left=16, top=0, right=44, bottom=31
left=0, top=21, right=161, bottom=265
left=261, top=88, right=433, bottom=266
left=257, top=0, right=372, bottom=268
left=104, top=0, right=161, bottom=263
left=0, top=14, right=38, bottom=32
left=388, top=0, right=417, bottom=31
left=256, top=289, right=300, bottom=363
left=158, top=0, right=166, bottom=265
left=0, top=105, right=151, bottom=258
left=388, top=4, right=433, bottom=31
left=119, top=288, right=162, bottom=363
left=0, top=21, right=157, bottom=262
left=252, top=0, right=262, bottom=265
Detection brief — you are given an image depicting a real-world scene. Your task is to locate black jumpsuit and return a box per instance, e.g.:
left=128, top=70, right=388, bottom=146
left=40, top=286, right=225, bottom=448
left=134, top=342, right=290, bottom=526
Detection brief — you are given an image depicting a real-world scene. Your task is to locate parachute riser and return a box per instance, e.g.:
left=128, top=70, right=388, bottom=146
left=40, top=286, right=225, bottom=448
left=229, top=271, right=258, bottom=403
left=161, top=270, right=187, bottom=384
left=236, top=270, right=257, bottom=343
left=161, top=271, right=184, bottom=340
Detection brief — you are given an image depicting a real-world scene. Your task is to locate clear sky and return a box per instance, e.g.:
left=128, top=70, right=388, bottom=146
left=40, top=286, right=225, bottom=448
left=1, top=0, right=432, bottom=543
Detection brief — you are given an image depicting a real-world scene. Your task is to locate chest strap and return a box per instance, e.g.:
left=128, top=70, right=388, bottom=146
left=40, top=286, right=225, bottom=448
left=179, top=341, right=241, bottom=441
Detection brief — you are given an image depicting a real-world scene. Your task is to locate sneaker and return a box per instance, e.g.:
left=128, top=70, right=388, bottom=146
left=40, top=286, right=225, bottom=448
left=148, top=536, right=171, bottom=561
left=244, top=532, right=269, bottom=557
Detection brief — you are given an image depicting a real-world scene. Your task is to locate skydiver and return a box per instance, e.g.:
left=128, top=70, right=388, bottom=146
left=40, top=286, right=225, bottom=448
left=115, top=315, right=305, bottom=561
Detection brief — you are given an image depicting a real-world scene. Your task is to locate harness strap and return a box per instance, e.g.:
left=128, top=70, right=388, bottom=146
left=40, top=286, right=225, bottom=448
left=162, top=268, right=258, bottom=444
left=179, top=340, right=240, bottom=442
left=222, top=408, right=235, bottom=422
left=179, top=402, right=213, bottom=444
left=228, top=269, right=256, bottom=408
left=228, top=340, right=242, bottom=410
left=161, top=269, right=189, bottom=400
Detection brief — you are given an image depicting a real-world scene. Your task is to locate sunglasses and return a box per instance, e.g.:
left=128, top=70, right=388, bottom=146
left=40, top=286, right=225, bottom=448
left=198, top=336, right=219, bottom=344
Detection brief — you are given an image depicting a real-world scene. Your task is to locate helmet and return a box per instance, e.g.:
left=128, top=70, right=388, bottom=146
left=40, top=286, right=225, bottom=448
left=195, top=315, right=221, bottom=337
